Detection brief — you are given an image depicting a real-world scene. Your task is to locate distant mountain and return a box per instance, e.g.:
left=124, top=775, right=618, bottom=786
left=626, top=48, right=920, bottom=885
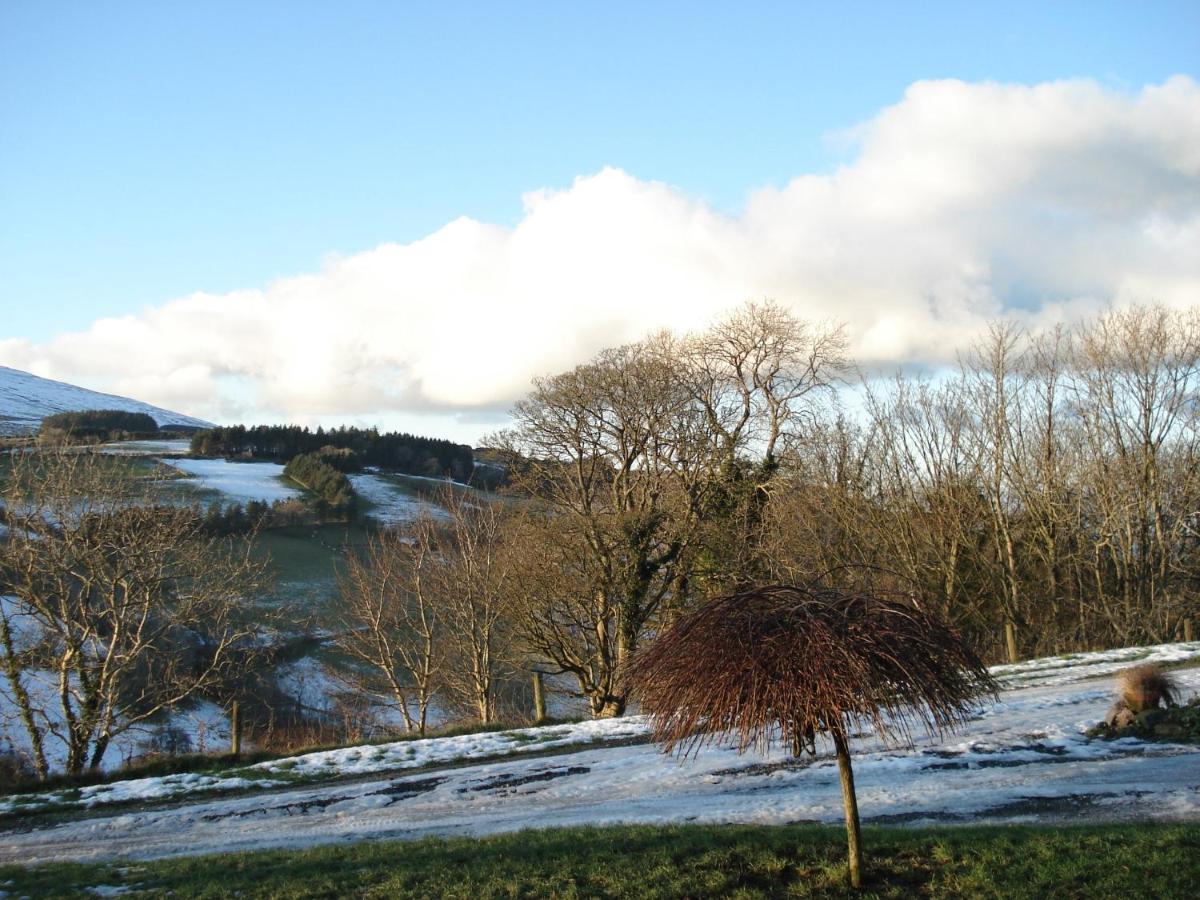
left=0, top=366, right=213, bottom=436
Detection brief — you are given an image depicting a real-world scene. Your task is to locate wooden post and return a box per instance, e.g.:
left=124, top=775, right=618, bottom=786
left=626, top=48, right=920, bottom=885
left=1185, top=618, right=1194, bottom=643
left=532, top=671, right=547, bottom=725
left=230, top=701, right=242, bottom=757
left=1004, top=620, right=1019, bottom=664
left=832, top=729, right=863, bottom=889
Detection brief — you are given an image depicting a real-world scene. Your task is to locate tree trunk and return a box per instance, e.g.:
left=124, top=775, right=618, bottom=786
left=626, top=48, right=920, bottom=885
left=88, top=735, right=110, bottom=772
left=832, top=729, right=863, bottom=890
left=1004, top=619, right=1019, bottom=664
left=0, top=620, right=48, bottom=780
left=592, top=695, right=626, bottom=718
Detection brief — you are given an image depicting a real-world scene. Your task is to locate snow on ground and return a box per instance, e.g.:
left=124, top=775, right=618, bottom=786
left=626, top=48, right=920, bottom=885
left=991, top=640, right=1200, bottom=688
left=1, top=660, right=1197, bottom=866
left=348, top=473, right=449, bottom=525
left=0, top=596, right=39, bottom=652
left=251, top=716, right=649, bottom=780
left=273, top=657, right=353, bottom=715
left=1, top=642, right=1199, bottom=867
left=160, top=458, right=301, bottom=504
left=268, top=658, right=423, bottom=737
left=164, top=700, right=233, bottom=757
left=98, top=440, right=192, bottom=457
left=0, top=664, right=234, bottom=776
left=0, top=716, right=648, bottom=819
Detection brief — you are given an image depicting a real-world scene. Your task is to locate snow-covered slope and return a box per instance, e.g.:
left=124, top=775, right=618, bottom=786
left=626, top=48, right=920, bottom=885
left=1, top=641, right=1198, bottom=867
left=0, top=366, right=212, bottom=435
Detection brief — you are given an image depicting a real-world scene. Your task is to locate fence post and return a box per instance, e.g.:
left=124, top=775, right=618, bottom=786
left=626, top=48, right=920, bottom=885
left=230, top=701, right=243, bottom=757
left=532, top=671, right=547, bottom=725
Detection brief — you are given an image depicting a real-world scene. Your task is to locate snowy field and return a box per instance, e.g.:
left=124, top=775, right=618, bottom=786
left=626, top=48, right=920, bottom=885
left=98, top=439, right=193, bottom=456
left=160, top=457, right=301, bottom=504
left=1, top=642, right=1198, bottom=866
left=347, top=472, right=449, bottom=525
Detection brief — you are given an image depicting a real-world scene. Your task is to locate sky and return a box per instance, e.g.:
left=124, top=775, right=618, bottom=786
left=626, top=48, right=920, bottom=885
left=2, top=2, right=1198, bottom=443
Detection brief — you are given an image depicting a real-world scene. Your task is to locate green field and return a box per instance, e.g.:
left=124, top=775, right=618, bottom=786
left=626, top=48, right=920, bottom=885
left=252, top=523, right=369, bottom=616
left=3, top=822, right=1197, bottom=898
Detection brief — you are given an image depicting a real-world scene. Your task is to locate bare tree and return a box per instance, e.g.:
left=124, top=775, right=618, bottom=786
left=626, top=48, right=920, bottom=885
left=962, top=322, right=1027, bottom=662
left=335, top=523, right=441, bottom=734
left=629, top=583, right=996, bottom=889
left=496, top=302, right=852, bottom=716
left=497, top=300, right=1199, bottom=687
left=494, top=338, right=698, bottom=716
left=433, top=489, right=516, bottom=723
left=685, top=300, right=851, bottom=469
left=1069, top=306, right=1200, bottom=643
left=0, top=449, right=269, bottom=776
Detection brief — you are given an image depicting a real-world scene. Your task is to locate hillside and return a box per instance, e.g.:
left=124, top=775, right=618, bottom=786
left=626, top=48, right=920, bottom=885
left=0, top=365, right=212, bottom=435
left=1, top=641, right=1197, bottom=866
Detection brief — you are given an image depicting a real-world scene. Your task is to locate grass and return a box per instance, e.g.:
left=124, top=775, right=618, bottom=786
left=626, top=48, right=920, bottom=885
left=2, top=822, right=1197, bottom=898
left=250, top=522, right=370, bottom=613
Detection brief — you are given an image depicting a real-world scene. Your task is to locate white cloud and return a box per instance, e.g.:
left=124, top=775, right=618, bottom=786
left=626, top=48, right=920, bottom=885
left=3, top=76, right=1198, bottom=440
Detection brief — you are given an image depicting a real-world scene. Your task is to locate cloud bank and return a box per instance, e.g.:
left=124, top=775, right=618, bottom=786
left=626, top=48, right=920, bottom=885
left=4, top=76, right=1198, bottom=437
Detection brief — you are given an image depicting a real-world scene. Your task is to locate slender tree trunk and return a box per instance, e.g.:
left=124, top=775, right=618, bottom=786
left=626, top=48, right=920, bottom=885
left=1005, top=620, right=1019, bottom=664
left=0, top=618, right=48, bottom=780
left=832, top=729, right=863, bottom=889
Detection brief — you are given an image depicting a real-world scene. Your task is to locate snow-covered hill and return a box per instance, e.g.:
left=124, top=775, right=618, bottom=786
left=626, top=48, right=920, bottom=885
left=0, top=366, right=212, bottom=435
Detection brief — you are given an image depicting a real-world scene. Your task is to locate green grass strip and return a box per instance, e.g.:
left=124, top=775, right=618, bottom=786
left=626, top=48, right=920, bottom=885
left=3, top=822, right=1198, bottom=898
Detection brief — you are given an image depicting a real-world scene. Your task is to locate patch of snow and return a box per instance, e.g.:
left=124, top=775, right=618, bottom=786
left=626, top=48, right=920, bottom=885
left=0, top=663, right=233, bottom=775
left=274, top=658, right=350, bottom=714
left=348, top=473, right=448, bottom=525
left=0, top=596, right=40, bottom=653
left=0, top=770, right=271, bottom=819
left=157, top=700, right=233, bottom=757
left=160, top=458, right=301, bottom=504
left=251, top=715, right=650, bottom=780
left=85, top=885, right=142, bottom=897
left=990, top=641, right=1200, bottom=688
left=98, top=440, right=193, bottom=457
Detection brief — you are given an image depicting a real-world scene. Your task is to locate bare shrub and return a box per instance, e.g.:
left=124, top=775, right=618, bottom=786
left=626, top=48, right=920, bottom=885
left=1117, top=664, right=1179, bottom=713
left=628, top=583, right=997, bottom=888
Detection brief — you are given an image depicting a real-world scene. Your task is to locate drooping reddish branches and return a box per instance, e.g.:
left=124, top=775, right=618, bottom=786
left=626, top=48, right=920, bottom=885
left=628, top=583, right=998, bottom=756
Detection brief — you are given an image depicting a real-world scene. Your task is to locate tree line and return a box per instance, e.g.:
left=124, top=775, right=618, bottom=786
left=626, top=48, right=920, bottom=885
left=337, top=302, right=1200, bottom=724
left=39, top=409, right=158, bottom=442
left=190, top=424, right=474, bottom=481
left=5, top=301, right=1197, bottom=778
left=283, top=451, right=357, bottom=519
left=197, top=497, right=314, bottom=534
left=763, top=308, right=1200, bottom=662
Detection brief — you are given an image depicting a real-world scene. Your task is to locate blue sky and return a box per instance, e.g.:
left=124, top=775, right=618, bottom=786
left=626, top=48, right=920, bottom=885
left=3, top=2, right=1197, bottom=342
left=1, top=3, right=1197, bottom=440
